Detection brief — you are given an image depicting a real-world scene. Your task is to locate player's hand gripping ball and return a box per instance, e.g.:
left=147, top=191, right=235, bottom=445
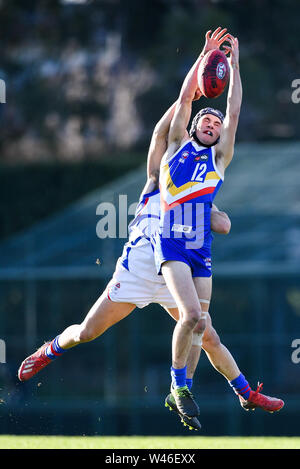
left=198, top=49, right=229, bottom=99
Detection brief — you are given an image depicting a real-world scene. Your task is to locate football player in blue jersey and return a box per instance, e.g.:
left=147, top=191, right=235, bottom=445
left=18, top=28, right=284, bottom=429
left=153, top=30, right=283, bottom=418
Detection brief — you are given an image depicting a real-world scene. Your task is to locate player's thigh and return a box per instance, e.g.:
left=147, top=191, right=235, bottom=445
left=192, top=276, right=212, bottom=305
left=81, top=292, right=136, bottom=338
left=161, top=261, right=201, bottom=315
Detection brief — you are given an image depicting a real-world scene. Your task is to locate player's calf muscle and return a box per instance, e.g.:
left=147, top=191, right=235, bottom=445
left=59, top=299, right=135, bottom=349
left=77, top=324, right=98, bottom=343
left=60, top=319, right=111, bottom=347
left=56, top=324, right=92, bottom=348
left=202, top=326, right=221, bottom=351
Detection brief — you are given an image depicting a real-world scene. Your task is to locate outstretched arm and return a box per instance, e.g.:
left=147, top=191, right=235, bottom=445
left=167, top=28, right=230, bottom=156
left=147, top=89, right=202, bottom=185
left=147, top=101, right=178, bottom=184
left=216, top=36, right=242, bottom=171
left=146, top=28, right=231, bottom=191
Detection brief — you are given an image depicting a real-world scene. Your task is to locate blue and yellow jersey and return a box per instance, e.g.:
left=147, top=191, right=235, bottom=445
left=160, top=138, right=223, bottom=209
left=158, top=138, right=223, bottom=250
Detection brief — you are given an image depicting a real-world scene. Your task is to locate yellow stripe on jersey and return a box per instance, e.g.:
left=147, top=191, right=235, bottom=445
left=161, top=165, right=221, bottom=197
left=205, top=171, right=220, bottom=180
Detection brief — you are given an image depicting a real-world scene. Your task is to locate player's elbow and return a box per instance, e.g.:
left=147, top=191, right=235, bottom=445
left=211, top=211, right=231, bottom=235
left=219, top=213, right=231, bottom=234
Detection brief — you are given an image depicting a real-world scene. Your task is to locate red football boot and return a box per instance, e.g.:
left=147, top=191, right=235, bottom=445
left=18, top=342, right=52, bottom=382
left=239, top=382, right=284, bottom=413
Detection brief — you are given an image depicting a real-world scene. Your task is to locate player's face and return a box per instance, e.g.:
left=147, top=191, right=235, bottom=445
left=196, top=114, right=222, bottom=146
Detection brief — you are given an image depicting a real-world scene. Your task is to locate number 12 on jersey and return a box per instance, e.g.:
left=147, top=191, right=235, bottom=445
left=191, top=163, right=207, bottom=182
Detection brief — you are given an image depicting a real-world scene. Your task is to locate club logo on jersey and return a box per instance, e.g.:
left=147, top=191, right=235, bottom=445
left=179, top=152, right=189, bottom=163
left=108, top=282, right=121, bottom=296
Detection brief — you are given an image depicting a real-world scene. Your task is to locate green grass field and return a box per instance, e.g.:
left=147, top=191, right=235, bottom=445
left=0, top=435, right=300, bottom=449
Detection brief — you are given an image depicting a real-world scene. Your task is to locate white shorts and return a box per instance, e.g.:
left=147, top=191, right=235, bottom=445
left=105, top=242, right=210, bottom=310
left=106, top=242, right=175, bottom=309
left=106, top=266, right=177, bottom=308
left=106, top=263, right=177, bottom=309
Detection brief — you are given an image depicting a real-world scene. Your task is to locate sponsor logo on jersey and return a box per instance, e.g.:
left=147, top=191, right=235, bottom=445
left=172, top=224, right=192, bottom=234
left=194, top=154, right=209, bottom=161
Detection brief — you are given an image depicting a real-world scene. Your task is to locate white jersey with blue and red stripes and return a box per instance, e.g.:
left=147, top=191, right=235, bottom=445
left=117, top=188, right=164, bottom=283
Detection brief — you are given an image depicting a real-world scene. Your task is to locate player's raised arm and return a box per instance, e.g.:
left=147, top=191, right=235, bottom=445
left=216, top=36, right=242, bottom=170
left=147, top=101, right=178, bottom=184
left=147, top=89, right=203, bottom=184
left=167, top=28, right=230, bottom=155
left=148, top=29, right=233, bottom=179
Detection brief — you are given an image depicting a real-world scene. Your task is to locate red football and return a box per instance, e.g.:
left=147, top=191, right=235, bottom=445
left=198, top=49, right=229, bottom=99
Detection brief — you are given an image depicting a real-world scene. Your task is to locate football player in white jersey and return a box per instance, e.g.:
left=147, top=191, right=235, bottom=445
left=18, top=28, right=283, bottom=430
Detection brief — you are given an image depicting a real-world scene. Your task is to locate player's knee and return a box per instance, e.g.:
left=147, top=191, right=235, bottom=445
left=202, top=325, right=221, bottom=351
left=193, top=316, right=206, bottom=335
left=181, top=308, right=205, bottom=331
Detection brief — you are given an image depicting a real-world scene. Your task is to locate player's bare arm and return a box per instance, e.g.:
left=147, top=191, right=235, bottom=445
left=215, top=36, right=242, bottom=174
left=148, top=29, right=232, bottom=182
left=211, top=204, right=231, bottom=235
left=146, top=101, right=178, bottom=186
left=146, top=88, right=203, bottom=193
left=166, top=27, right=230, bottom=158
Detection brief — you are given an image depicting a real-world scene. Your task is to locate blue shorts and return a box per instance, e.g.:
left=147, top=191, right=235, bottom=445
left=152, top=234, right=212, bottom=278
